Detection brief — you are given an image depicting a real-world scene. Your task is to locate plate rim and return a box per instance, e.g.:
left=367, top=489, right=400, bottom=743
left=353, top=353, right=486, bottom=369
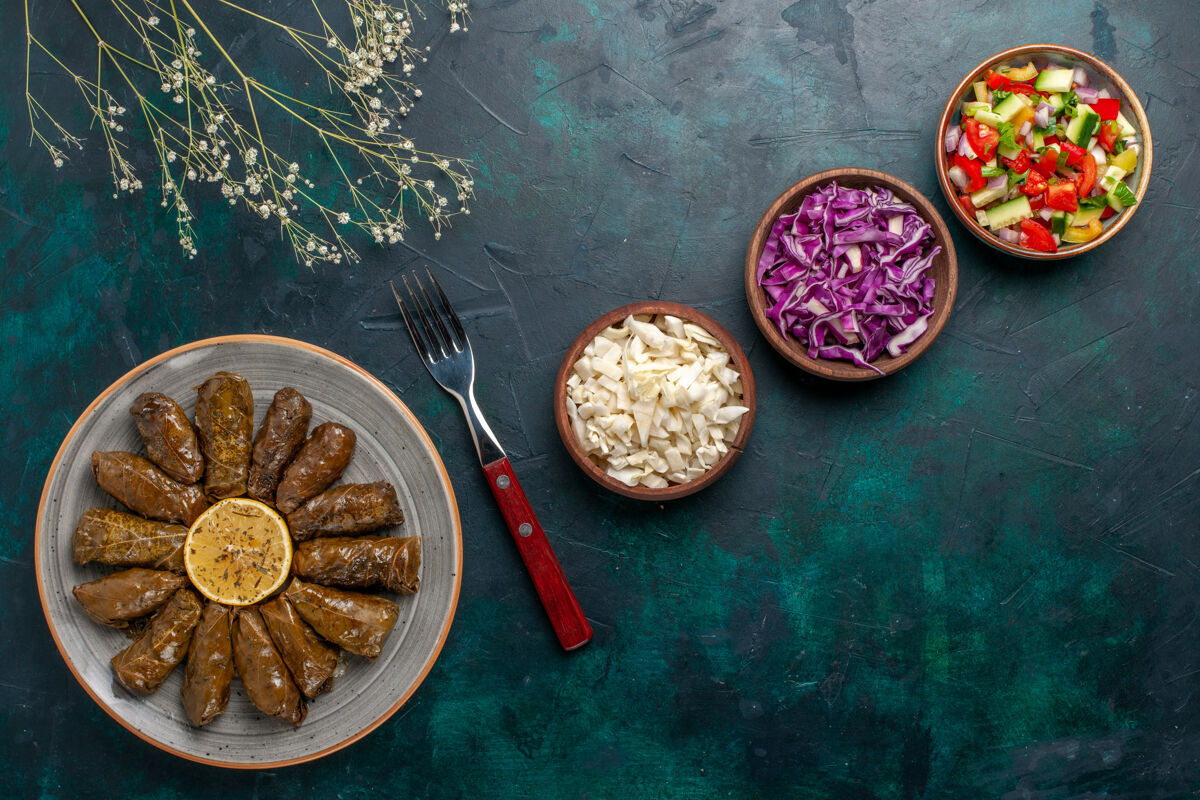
left=34, top=334, right=463, bottom=769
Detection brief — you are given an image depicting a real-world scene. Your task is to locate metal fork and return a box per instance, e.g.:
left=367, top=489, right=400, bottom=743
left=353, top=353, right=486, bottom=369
left=391, top=269, right=593, bottom=651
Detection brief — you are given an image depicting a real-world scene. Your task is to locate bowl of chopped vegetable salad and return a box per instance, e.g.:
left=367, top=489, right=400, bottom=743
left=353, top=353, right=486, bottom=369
left=936, top=44, right=1152, bottom=259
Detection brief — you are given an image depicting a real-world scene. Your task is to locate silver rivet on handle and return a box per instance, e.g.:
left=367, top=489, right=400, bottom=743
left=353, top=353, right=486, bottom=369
left=518, top=523, right=533, bottom=537
left=496, top=475, right=510, bottom=489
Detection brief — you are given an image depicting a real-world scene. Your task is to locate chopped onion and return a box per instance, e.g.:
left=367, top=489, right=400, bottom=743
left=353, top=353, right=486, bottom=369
left=944, top=125, right=962, bottom=153
left=1052, top=233, right=1062, bottom=246
left=986, top=174, right=1007, bottom=192
left=1090, top=145, right=1107, bottom=166
left=756, top=182, right=940, bottom=375
left=1019, top=121, right=1032, bottom=137
left=947, top=165, right=969, bottom=191
left=1034, top=102, right=1053, bottom=129
left=1097, top=88, right=1112, bottom=100
left=997, top=227, right=1020, bottom=244
left=1024, top=131, right=1035, bottom=147
left=1075, top=86, right=1100, bottom=104
left=957, top=135, right=974, bottom=158
left=1074, top=67, right=1089, bottom=87
left=1038, top=207, right=1053, bottom=221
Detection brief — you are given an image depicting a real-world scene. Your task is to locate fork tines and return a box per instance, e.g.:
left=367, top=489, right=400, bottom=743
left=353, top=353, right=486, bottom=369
left=390, top=269, right=467, bottom=362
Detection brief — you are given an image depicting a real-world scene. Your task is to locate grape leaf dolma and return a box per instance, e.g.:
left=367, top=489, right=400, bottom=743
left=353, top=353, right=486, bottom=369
left=275, top=422, right=356, bottom=513
left=111, top=588, right=201, bottom=693
left=194, top=372, right=254, bottom=500
left=292, top=536, right=420, bottom=594
left=130, top=392, right=204, bottom=484
left=284, top=579, right=398, bottom=659
left=72, top=568, right=187, bottom=628
left=260, top=595, right=338, bottom=699
left=287, top=482, right=403, bottom=541
left=181, top=602, right=235, bottom=727
left=247, top=387, right=312, bottom=504
left=72, top=507, right=187, bottom=573
left=91, top=451, right=208, bottom=524
left=232, top=607, right=306, bottom=725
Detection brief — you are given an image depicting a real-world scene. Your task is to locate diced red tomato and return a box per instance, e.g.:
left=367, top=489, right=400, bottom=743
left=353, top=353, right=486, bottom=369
left=1043, top=135, right=1060, bottom=147
left=986, top=70, right=1011, bottom=90
left=1101, top=205, right=1116, bottom=219
left=958, top=194, right=977, bottom=215
left=954, top=153, right=986, bottom=192
left=1022, top=169, right=1048, bottom=196
left=1091, top=98, right=1120, bottom=121
left=1028, top=194, right=1046, bottom=211
left=1002, top=151, right=1032, bottom=175
left=1060, top=141, right=1087, bottom=167
left=1097, top=121, right=1119, bottom=152
left=1034, top=148, right=1060, bottom=177
left=1076, top=155, right=1097, bottom=197
left=1046, top=181, right=1078, bottom=212
left=1020, top=219, right=1058, bottom=252
left=964, top=118, right=1000, bottom=161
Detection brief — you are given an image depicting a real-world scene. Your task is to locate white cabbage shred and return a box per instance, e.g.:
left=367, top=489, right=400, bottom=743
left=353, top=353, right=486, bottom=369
left=566, top=314, right=749, bottom=488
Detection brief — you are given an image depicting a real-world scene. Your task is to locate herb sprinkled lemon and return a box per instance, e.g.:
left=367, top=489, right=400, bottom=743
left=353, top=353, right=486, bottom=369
left=184, top=498, right=292, bottom=606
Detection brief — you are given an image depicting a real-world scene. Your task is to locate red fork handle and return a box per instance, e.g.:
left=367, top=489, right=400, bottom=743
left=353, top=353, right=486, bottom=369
left=482, top=457, right=593, bottom=650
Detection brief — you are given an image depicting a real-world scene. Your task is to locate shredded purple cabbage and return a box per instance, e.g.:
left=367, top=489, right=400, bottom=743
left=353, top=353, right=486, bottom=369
left=756, top=182, right=940, bottom=375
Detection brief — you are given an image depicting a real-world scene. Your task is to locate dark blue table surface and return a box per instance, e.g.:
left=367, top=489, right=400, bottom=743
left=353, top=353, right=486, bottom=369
left=3, top=0, right=1199, bottom=796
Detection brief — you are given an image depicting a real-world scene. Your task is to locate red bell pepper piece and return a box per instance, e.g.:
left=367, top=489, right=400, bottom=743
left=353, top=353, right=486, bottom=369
left=1101, top=205, right=1116, bottom=219
left=964, top=118, right=1000, bottom=161
left=1029, top=194, right=1046, bottom=211
left=1022, top=169, right=1048, bottom=196
left=1076, top=154, right=1097, bottom=197
left=1060, top=141, right=1087, bottom=167
left=986, top=70, right=1011, bottom=90
left=1020, top=218, right=1057, bottom=252
left=1001, top=151, right=1032, bottom=175
left=1034, top=148, right=1060, bottom=177
left=954, top=153, right=986, bottom=192
left=1091, top=98, right=1120, bottom=121
left=1097, top=121, right=1119, bottom=152
left=1046, top=181, right=1078, bottom=212
left=958, top=194, right=977, bottom=215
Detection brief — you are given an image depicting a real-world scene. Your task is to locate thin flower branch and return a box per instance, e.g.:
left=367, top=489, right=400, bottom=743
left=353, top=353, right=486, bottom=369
left=24, top=0, right=473, bottom=265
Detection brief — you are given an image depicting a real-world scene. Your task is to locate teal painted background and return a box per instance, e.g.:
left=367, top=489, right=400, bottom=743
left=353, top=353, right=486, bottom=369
left=3, top=0, right=1199, bottom=796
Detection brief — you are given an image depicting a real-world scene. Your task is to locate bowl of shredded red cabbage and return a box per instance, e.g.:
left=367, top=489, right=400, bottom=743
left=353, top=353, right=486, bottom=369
left=745, top=168, right=958, bottom=381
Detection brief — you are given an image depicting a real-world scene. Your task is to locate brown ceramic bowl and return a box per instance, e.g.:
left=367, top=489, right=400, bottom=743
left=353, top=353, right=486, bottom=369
left=553, top=301, right=756, bottom=501
left=744, top=167, right=958, bottom=381
left=936, top=44, right=1153, bottom=260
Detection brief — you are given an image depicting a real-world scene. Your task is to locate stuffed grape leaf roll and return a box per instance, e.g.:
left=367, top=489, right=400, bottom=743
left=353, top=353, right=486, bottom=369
left=284, top=579, right=398, bottom=659
left=111, top=588, right=201, bottom=693
left=91, top=451, right=208, bottom=524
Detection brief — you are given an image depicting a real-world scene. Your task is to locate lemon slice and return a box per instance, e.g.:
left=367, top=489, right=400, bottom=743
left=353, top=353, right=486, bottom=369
left=185, top=498, right=292, bottom=606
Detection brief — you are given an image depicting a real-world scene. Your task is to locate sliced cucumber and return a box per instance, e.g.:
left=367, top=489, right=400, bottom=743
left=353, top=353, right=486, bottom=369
left=994, top=92, right=1032, bottom=123
left=997, top=142, right=1023, bottom=161
left=1051, top=211, right=1069, bottom=236
left=1099, top=164, right=1128, bottom=192
left=1066, top=105, right=1101, bottom=146
left=1107, top=182, right=1138, bottom=210
left=986, top=195, right=1034, bottom=229
left=1115, top=111, right=1136, bottom=138
left=1070, top=206, right=1104, bottom=227
left=970, top=181, right=1009, bottom=208
left=1035, top=68, right=1075, bottom=93
left=974, top=110, right=1004, bottom=129
left=1045, top=93, right=1066, bottom=114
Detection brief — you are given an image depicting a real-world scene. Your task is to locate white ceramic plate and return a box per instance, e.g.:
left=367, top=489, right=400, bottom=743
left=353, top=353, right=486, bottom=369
left=35, top=335, right=462, bottom=768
